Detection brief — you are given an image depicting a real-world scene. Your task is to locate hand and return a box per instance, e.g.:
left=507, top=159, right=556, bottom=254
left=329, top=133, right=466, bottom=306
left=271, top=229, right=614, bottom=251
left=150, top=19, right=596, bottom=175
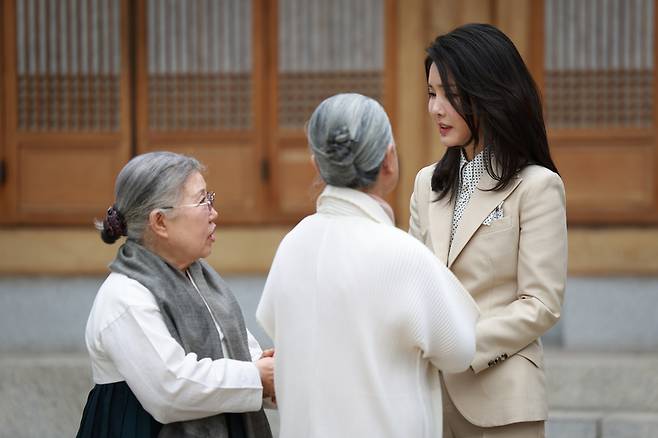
left=255, top=356, right=275, bottom=399
left=260, top=348, right=275, bottom=359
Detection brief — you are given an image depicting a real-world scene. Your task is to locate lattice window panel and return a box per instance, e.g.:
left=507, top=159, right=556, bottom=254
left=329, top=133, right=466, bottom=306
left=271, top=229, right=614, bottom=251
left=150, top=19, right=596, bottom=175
left=278, top=0, right=385, bottom=129
left=147, top=0, right=252, bottom=131
left=16, top=0, right=122, bottom=132
left=545, top=0, right=654, bottom=129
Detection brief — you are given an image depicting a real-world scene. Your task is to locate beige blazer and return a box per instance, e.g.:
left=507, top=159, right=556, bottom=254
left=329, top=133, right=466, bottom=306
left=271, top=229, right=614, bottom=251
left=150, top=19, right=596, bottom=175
left=409, top=163, right=567, bottom=427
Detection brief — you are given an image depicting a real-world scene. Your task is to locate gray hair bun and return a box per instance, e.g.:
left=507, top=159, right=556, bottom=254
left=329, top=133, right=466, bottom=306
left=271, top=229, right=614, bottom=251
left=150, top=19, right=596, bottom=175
left=307, top=93, right=393, bottom=189
left=326, top=125, right=356, bottom=166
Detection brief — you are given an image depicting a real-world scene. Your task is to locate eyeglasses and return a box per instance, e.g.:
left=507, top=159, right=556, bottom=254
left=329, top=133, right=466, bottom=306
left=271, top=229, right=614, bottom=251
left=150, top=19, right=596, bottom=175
left=161, top=191, right=216, bottom=213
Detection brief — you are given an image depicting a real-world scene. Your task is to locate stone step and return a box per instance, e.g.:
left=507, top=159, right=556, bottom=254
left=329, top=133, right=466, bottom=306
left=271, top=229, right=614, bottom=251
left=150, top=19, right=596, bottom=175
left=547, top=411, right=602, bottom=438
left=0, top=354, right=280, bottom=438
left=0, top=354, right=92, bottom=438
left=548, top=411, right=658, bottom=438
left=2, top=351, right=657, bottom=438
left=545, top=350, right=658, bottom=412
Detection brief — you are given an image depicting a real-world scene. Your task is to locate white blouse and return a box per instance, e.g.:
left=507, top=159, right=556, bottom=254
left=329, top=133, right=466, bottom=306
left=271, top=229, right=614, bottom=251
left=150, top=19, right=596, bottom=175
left=84, top=272, right=264, bottom=424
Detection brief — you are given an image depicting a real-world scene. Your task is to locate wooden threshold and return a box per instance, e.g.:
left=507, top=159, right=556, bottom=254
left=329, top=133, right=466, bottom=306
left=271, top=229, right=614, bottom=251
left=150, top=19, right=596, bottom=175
left=0, top=226, right=658, bottom=276
left=567, top=227, right=658, bottom=276
left=0, top=226, right=291, bottom=276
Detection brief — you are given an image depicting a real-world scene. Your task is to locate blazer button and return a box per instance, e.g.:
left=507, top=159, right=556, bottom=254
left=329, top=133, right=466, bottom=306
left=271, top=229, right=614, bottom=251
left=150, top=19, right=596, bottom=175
left=488, top=360, right=494, bottom=367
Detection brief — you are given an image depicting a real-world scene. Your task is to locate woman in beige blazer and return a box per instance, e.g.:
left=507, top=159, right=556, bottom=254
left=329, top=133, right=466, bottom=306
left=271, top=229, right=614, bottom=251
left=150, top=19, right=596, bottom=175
left=409, top=24, right=567, bottom=438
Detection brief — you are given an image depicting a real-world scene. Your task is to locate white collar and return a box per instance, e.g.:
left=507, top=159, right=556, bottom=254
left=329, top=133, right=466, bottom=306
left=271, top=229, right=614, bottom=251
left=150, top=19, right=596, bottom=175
left=316, top=185, right=394, bottom=226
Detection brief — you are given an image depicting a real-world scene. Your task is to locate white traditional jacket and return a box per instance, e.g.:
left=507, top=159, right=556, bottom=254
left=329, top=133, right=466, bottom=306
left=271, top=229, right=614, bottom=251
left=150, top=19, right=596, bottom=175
left=257, top=185, right=479, bottom=438
left=85, top=273, right=265, bottom=423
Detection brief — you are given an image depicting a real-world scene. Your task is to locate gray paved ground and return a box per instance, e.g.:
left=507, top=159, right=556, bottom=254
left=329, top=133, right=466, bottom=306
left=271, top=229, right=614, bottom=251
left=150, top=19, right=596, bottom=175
left=1, top=275, right=657, bottom=437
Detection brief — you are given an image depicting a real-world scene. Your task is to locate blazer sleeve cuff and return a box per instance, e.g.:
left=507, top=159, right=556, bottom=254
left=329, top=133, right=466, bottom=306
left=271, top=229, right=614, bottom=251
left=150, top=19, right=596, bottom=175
left=470, top=353, right=491, bottom=374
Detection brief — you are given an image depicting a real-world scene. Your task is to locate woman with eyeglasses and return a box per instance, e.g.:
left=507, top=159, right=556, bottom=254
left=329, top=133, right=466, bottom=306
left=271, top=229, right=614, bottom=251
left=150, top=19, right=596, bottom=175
left=76, top=151, right=274, bottom=438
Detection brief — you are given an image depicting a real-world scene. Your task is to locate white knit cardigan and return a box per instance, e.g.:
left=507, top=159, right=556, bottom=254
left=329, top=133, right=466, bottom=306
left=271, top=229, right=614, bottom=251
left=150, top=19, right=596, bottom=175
left=257, top=186, right=479, bottom=438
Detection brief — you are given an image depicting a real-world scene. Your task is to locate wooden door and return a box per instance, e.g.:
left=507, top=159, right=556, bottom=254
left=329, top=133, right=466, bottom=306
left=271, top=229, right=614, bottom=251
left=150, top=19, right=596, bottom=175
left=0, top=0, right=132, bottom=224
left=135, top=0, right=268, bottom=224
left=267, top=0, right=397, bottom=221
left=538, top=0, right=658, bottom=224
left=136, top=0, right=397, bottom=223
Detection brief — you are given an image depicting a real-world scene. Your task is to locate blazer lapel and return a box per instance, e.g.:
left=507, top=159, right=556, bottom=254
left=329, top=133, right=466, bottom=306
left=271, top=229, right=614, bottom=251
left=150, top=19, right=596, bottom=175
left=447, top=171, right=522, bottom=268
left=427, top=193, right=453, bottom=266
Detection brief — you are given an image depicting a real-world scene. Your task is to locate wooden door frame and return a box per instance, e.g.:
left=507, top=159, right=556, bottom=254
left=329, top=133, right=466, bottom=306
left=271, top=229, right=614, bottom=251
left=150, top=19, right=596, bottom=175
left=252, top=0, right=271, bottom=223
left=654, top=0, right=658, bottom=223
left=0, top=0, right=5, bottom=218
left=384, top=0, right=399, bottom=214
left=1, top=0, right=17, bottom=223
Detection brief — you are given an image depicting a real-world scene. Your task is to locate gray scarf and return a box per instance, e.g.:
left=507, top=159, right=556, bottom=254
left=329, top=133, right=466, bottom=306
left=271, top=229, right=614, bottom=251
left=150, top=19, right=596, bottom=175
left=110, top=239, right=272, bottom=438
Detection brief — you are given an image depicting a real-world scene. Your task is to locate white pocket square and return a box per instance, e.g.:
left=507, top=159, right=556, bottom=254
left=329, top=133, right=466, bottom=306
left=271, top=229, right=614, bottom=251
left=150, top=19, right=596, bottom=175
left=483, top=202, right=504, bottom=226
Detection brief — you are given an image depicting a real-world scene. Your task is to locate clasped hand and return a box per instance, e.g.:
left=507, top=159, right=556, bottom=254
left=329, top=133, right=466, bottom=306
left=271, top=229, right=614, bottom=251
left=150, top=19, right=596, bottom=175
left=256, top=348, right=275, bottom=401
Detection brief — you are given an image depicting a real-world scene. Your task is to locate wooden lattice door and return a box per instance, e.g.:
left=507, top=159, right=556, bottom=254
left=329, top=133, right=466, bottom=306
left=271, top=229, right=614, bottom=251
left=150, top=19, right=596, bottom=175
left=267, top=0, right=396, bottom=220
left=0, top=0, right=131, bottom=224
left=540, top=0, right=658, bottom=223
left=136, top=0, right=396, bottom=223
left=1, top=0, right=396, bottom=225
left=135, top=0, right=268, bottom=224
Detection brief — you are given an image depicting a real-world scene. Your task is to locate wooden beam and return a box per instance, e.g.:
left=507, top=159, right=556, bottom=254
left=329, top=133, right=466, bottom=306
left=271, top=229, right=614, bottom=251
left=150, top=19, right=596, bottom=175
left=495, top=0, right=531, bottom=60
left=1, top=0, right=18, bottom=224
left=394, top=0, right=430, bottom=227
left=2, top=226, right=658, bottom=276
left=0, top=227, right=291, bottom=276
left=568, top=228, right=658, bottom=276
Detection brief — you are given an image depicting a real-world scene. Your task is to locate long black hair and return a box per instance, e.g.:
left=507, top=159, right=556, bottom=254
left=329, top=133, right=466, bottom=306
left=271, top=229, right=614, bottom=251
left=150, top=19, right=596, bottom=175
left=425, top=23, right=558, bottom=201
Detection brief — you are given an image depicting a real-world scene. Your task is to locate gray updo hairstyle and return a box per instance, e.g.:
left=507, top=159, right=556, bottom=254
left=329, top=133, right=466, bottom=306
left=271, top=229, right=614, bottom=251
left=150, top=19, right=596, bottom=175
left=307, top=93, right=393, bottom=188
left=96, top=151, right=203, bottom=244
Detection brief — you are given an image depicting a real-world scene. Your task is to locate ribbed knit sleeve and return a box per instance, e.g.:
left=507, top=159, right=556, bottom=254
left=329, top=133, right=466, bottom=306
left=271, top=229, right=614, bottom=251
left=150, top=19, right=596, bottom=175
left=254, top=207, right=478, bottom=437
left=392, top=239, right=479, bottom=373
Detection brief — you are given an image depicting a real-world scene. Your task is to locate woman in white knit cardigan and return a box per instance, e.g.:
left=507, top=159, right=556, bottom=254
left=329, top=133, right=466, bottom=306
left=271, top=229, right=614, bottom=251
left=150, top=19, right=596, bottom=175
left=256, top=93, right=479, bottom=438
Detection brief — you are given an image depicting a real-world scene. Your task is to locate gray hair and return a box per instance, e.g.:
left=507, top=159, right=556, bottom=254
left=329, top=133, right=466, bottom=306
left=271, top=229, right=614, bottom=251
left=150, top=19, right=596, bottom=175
left=307, top=93, right=393, bottom=188
left=96, top=151, right=203, bottom=244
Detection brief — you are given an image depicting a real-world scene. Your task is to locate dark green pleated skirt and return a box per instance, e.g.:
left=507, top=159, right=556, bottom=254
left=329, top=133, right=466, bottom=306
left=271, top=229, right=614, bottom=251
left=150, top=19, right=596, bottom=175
left=76, top=382, right=162, bottom=438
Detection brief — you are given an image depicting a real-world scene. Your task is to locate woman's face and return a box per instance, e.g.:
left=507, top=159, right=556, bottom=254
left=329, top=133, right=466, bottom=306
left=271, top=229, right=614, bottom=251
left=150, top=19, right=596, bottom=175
left=427, top=62, right=472, bottom=149
left=164, top=171, right=218, bottom=268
